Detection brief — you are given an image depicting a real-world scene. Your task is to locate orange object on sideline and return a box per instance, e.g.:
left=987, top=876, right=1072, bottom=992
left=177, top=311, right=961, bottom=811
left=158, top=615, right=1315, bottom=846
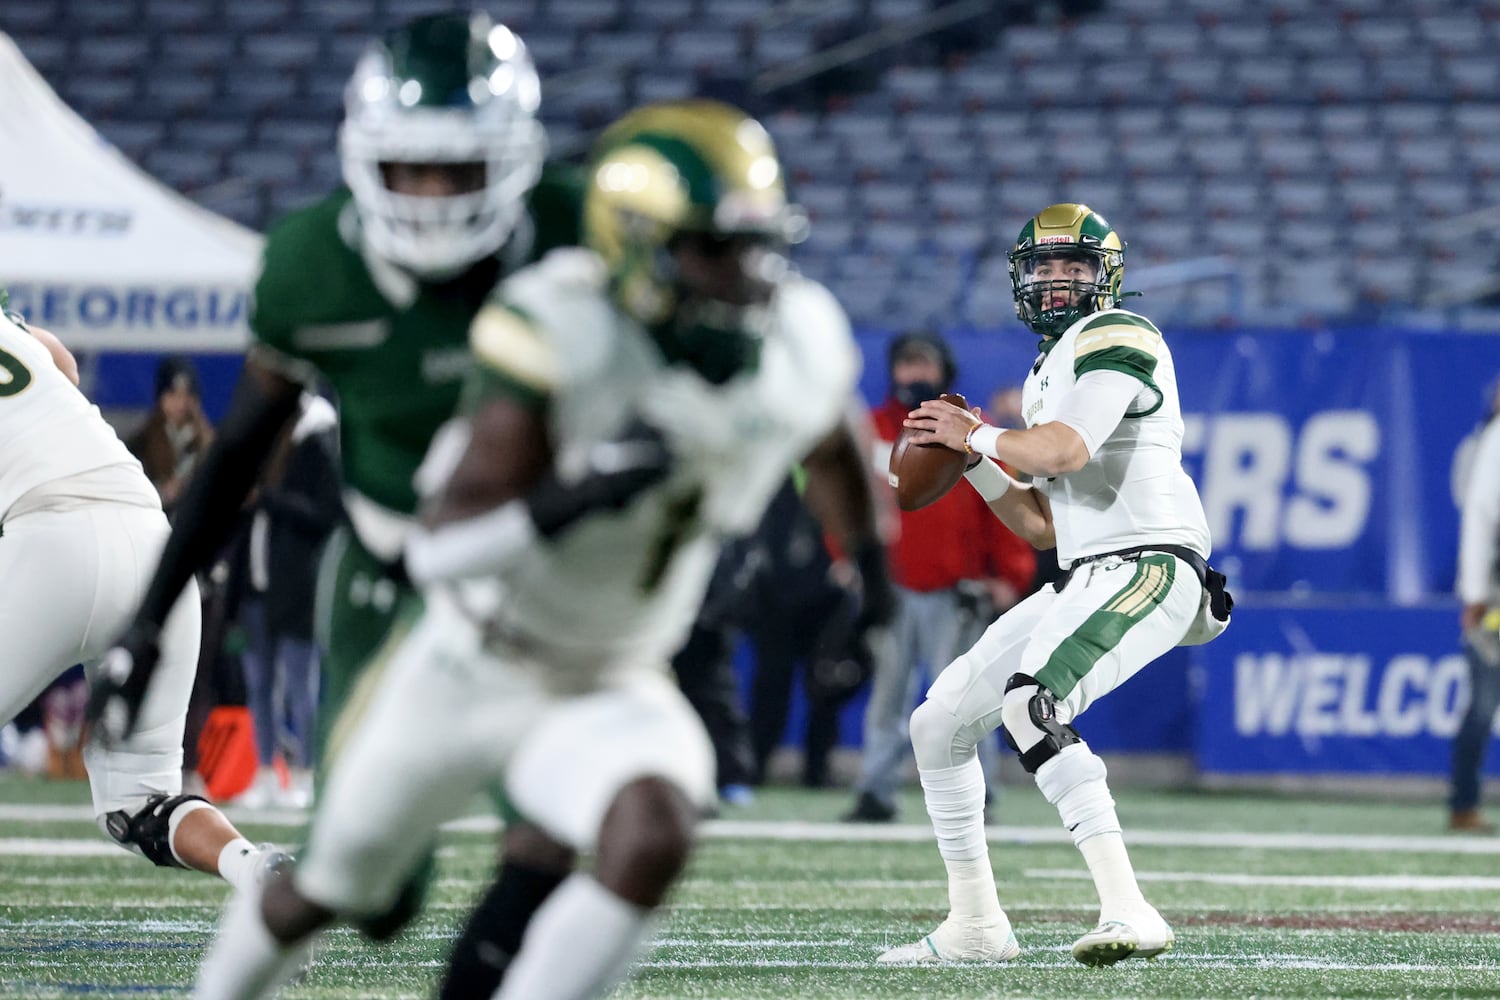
left=197, top=706, right=258, bottom=802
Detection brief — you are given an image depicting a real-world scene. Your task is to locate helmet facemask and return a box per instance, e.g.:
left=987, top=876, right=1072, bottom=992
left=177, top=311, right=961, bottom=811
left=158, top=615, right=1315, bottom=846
left=647, top=230, right=789, bottom=385
left=585, top=101, right=805, bottom=385
left=1009, top=247, right=1120, bottom=338
left=338, top=18, right=546, bottom=280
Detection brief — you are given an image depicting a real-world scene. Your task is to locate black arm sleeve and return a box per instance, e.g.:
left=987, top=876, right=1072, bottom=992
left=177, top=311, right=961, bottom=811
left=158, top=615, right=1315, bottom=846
left=134, top=363, right=302, bottom=628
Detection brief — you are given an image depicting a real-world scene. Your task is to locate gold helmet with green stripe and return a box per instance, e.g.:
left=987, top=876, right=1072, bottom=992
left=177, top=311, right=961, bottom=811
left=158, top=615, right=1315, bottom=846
left=584, top=100, right=805, bottom=383
left=1008, top=203, right=1125, bottom=338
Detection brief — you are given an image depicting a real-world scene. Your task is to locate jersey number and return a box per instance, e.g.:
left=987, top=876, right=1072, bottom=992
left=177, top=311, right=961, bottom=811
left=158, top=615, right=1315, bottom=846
left=0, top=347, right=33, bottom=397
left=640, top=487, right=704, bottom=593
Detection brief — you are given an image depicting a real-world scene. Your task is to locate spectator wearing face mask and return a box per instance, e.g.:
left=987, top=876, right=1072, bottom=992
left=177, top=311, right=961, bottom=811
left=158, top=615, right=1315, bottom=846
left=843, top=332, right=1035, bottom=822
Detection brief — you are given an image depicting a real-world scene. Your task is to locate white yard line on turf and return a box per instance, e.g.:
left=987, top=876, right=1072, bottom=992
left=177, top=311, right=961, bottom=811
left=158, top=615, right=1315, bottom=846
left=4, top=805, right=1500, bottom=855
left=1025, top=868, right=1500, bottom=891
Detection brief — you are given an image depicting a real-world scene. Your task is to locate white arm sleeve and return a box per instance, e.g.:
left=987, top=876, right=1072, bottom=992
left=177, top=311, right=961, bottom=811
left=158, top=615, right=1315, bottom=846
left=1458, top=419, right=1500, bottom=603
left=1050, top=369, right=1148, bottom=457
left=403, top=501, right=538, bottom=586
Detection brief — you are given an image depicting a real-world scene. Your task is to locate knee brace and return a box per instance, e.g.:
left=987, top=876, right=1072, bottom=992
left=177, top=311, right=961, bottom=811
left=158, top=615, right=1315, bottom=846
left=103, top=793, right=211, bottom=868
left=999, top=674, right=1081, bottom=774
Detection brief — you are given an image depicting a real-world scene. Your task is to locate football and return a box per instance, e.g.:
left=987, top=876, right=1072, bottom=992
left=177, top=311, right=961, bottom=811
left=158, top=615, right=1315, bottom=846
left=889, top=392, right=970, bottom=512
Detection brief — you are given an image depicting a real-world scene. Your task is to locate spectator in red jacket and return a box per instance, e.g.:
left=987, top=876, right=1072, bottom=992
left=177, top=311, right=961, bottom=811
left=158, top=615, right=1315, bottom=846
left=844, top=332, right=1035, bottom=822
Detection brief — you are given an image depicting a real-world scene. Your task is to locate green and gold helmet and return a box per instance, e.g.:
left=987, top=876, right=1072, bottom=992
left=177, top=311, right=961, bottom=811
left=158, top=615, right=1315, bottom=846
left=1008, top=203, right=1125, bottom=338
left=339, top=12, right=546, bottom=279
left=584, top=100, right=805, bottom=383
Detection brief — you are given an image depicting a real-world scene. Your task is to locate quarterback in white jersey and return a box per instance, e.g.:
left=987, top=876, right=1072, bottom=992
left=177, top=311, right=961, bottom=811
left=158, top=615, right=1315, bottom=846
left=883, top=204, right=1231, bottom=968
left=193, top=101, right=892, bottom=1000
left=0, top=307, right=275, bottom=890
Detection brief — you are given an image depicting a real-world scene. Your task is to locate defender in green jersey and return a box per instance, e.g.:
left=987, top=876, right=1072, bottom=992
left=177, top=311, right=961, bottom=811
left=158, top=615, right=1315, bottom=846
left=89, top=11, right=580, bottom=992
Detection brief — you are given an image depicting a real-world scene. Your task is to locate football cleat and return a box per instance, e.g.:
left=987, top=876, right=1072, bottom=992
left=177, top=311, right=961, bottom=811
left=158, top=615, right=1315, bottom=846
left=1070, top=913, right=1175, bottom=967
left=876, top=916, right=1020, bottom=964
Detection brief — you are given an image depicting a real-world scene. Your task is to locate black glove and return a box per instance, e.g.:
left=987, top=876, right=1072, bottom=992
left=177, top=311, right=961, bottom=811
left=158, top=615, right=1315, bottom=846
left=85, top=621, right=163, bottom=744
left=807, top=587, right=874, bottom=704
left=525, top=419, right=673, bottom=539
left=852, top=539, right=897, bottom=630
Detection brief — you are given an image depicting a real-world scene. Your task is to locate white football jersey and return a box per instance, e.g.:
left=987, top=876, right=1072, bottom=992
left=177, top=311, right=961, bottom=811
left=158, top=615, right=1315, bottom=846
left=1023, top=307, right=1211, bottom=566
left=0, top=312, right=153, bottom=519
left=463, top=248, right=860, bottom=671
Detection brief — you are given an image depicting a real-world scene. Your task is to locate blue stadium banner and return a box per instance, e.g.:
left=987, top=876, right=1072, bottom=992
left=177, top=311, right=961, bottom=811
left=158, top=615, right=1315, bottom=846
left=1193, top=600, right=1495, bottom=776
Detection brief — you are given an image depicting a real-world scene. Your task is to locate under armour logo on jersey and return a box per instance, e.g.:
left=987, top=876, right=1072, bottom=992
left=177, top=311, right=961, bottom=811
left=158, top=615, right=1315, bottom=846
left=1040, top=377, right=1050, bottom=390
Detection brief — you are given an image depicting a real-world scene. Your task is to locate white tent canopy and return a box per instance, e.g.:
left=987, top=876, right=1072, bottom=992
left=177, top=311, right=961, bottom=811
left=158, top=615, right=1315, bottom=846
left=0, top=32, right=262, bottom=351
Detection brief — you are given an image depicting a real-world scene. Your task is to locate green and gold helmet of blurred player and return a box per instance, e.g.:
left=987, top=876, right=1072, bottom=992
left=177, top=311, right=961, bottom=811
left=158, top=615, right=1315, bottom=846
left=584, top=100, right=806, bottom=384
left=1008, top=203, right=1126, bottom=339
left=339, top=12, right=546, bottom=279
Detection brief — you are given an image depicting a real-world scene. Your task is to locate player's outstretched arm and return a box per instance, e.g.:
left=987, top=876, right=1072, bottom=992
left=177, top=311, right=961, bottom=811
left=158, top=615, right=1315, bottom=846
left=406, top=400, right=672, bottom=584
left=88, top=356, right=302, bottom=739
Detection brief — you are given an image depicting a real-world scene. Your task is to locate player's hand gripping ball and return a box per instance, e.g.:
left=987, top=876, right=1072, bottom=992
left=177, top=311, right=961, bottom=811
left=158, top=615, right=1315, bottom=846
left=889, top=392, right=971, bottom=512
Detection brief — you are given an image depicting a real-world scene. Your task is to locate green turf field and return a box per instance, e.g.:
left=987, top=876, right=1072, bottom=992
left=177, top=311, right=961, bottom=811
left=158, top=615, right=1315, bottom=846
left=2, top=772, right=1497, bottom=999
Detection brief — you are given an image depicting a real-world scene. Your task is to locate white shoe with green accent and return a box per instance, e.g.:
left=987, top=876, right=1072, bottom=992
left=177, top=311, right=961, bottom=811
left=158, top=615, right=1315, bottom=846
left=876, top=916, right=1021, bottom=963
left=1070, top=912, right=1175, bottom=967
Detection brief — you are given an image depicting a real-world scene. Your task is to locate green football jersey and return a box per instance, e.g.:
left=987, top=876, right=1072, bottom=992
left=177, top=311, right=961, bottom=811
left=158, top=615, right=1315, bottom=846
left=250, top=165, right=582, bottom=521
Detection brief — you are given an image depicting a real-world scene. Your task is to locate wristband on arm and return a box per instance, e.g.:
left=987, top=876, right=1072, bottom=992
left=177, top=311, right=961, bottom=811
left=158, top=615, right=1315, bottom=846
left=965, top=423, right=1005, bottom=460
left=963, top=457, right=1014, bottom=502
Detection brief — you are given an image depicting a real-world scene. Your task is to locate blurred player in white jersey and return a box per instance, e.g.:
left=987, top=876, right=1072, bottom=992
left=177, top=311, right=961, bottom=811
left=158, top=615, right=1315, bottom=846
left=189, top=99, right=892, bottom=1000
left=0, top=305, right=277, bottom=890
left=882, top=204, right=1232, bottom=967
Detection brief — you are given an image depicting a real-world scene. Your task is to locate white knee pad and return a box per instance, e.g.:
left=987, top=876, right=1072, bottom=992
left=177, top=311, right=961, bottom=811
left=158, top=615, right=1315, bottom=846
left=909, top=698, right=988, bottom=770
left=1034, top=743, right=1120, bottom=844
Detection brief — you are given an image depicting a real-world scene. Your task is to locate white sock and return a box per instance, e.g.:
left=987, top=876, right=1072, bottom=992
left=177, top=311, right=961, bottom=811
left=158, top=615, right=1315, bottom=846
left=1034, top=744, right=1146, bottom=920
left=215, top=838, right=260, bottom=891
left=1034, top=743, right=1120, bottom=845
left=195, top=881, right=313, bottom=1000
left=1079, top=832, right=1147, bottom=919
left=495, top=874, right=653, bottom=1000
left=918, top=757, right=1003, bottom=924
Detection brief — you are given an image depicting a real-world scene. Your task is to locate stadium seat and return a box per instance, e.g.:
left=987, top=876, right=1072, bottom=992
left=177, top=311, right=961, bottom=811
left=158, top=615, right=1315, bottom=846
left=580, top=30, right=656, bottom=64
left=65, top=75, right=140, bottom=117
left=1417, top=12, right=1487, bottom=53
left=1342, top=180, right=1402, bottom=219
left=753, top=29, right=815, bottom=65
left=1324, top=138, right=1387, bottom=177
left=1446, top=55, right=1500, bottom=96
left=222, top=0, right=293, bottom=32
left=301, top=0, right=378, bottom=32
left=0, top=0, right=63, bottom=32
left=62, top=0, right=137, bottom=31
left=227, top=149, right=304, bottom=186
left=242, top=35, right=322, bottom=72
left=665, top=29, right=741, bottom=69
left=145, top=148, right=223, bottom=191
left=94, top=119, right=166, bottom=162
left=171, top=119, right=253, bottom=155
left=9, top=35, right=67, bottom=75
left=159, top=34, right=236, bottom=73
left=75, top=37, right=150, bottom=73
left=1258, top=136, right=1325, bottom=178
left=629, top=0, right=695, bottom=27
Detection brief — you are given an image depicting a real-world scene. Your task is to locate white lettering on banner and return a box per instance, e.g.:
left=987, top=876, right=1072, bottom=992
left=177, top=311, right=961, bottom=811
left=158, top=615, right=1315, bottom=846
left=1182, top=411, right=1379, bottom=551
left=1233, top=652, right=1478, bottom=739
left=6, top=284, right=248, bottom=331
